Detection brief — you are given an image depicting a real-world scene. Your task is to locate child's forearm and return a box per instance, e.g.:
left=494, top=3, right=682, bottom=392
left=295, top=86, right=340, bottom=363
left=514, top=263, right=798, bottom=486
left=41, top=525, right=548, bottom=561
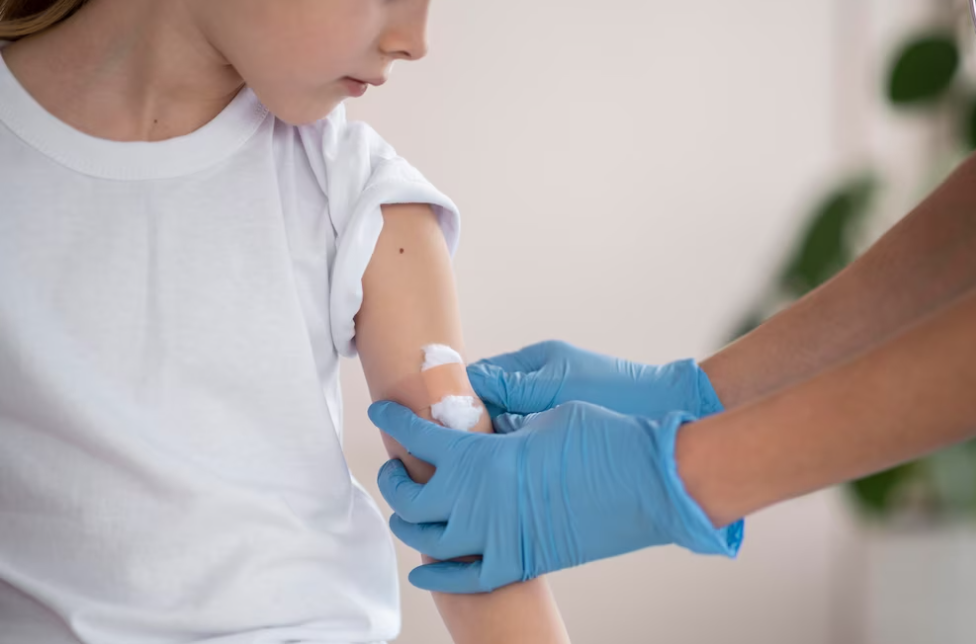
left=680, top=287, right=976, bottom=528
left=430, top=576, right=568, bottom=644
left=395, top=409, right=570, bottom=644
left=377, top=376, right=571, bottom=644
left=703, top=153, right=976, bottom=408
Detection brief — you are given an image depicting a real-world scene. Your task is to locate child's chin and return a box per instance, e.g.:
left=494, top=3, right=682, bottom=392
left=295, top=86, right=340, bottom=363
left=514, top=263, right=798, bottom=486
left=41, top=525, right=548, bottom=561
left=257, top=91, right=344, bottom=126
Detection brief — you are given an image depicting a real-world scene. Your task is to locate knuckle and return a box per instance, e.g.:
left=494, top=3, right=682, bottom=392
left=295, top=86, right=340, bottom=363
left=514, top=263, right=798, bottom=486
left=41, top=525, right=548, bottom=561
left=538, top=339, right=563, bottom=354
left=554, top=400, right=591, bottom=424
left=565, top=399, right=595, bottom=412
left=547, top=339, right=574, bottom=355
left=399, top=504, right=422, bottom=524
left=392, top=481, right=417, bottom=509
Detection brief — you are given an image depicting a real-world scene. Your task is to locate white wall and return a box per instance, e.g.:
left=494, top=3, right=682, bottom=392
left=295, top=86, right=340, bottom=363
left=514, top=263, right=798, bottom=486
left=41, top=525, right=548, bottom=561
left=343, top=1, right=860, bottom=642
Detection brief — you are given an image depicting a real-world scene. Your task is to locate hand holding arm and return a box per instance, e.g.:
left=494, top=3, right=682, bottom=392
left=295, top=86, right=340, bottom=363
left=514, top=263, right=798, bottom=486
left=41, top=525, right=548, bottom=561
left=404, top=288, right=976, bottom=595
left=467, top=341, right=723, bottom=420
left=371, top=399, right=742, bottom=594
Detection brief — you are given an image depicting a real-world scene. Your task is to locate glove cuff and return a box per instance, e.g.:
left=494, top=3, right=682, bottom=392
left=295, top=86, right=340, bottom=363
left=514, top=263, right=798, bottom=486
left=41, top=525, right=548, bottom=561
left=695, top=364, right=725, bottom=417
left=658, top=411, right=744, bottom=558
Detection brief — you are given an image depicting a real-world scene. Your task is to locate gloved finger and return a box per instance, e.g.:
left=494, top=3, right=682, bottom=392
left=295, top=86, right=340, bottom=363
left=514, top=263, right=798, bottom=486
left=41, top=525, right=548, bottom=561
left=368, top=401, right=458, bottom=466
left=408, top=560, right=495, bottom=594
left=481, top=399, right=506, bottom=420
left=390, top=514, right=479, bottom=561
left=466, top=364, right=556, bottom=416
left=492, top=412, right=542, bottom=434
left=470, top=341, right=555, bottom=373
left=376, top=459, right=441, bottom=524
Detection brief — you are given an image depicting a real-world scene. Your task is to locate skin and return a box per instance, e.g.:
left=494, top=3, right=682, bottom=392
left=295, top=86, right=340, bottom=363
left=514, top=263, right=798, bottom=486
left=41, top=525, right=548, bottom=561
left=2, top=0, right=428, bottom=140
left=3, top=1, right=569, bottom=641
left=683, top=288, right=976, bottom=528
left=680, top=153, right=976, bottom=526
left=359, top=206, right=570, bottom=643
left=11, top=0, right=969, bottom=624
left=701, top=153, right=976, bottom=410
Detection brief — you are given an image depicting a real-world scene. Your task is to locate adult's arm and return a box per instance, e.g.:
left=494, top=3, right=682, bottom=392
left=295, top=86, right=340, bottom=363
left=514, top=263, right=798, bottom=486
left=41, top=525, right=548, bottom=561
left=703, top=153, right=976, bottom=408
left=355, top=204, right=570, bottom=644
left=680, top=287, right=976, bottom=528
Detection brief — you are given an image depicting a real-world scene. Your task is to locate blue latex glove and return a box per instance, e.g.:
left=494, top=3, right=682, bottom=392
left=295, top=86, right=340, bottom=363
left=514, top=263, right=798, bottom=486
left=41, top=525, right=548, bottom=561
left=371, top=401, right=743, bottom=594
left=466, top=340, right=724, bottom=421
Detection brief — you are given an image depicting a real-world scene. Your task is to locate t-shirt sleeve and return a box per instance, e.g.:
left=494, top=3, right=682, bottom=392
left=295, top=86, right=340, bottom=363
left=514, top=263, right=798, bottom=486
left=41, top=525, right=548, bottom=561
left=302, top=105, right=460, bottom=358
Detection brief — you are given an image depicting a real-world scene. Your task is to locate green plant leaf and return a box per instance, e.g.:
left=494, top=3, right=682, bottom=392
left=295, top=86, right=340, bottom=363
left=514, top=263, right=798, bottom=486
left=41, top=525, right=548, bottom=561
left=964, top=98, right=976, bottom=150
left=888, top=34, right=960, bottom=105
left=729, top=310, right=766, bottom=342
left=780, top=176, right=877, bottom=295
left=850, top=463, right=917, bottom=515
left=924, top=444, right=976, bottom=514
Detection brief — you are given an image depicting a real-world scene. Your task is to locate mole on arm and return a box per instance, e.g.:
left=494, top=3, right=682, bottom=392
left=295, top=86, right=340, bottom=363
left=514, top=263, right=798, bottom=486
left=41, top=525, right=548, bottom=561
left=399, top=248, right=405, bottom=254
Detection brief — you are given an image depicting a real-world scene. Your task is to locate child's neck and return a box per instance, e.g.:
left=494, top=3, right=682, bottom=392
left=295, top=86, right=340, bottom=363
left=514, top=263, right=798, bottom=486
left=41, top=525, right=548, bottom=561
left=2, top=0, right=245, bottom=142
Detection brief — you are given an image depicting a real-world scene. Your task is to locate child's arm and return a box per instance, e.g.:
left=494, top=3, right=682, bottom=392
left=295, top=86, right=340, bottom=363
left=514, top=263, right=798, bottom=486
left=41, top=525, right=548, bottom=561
left=355, top=204, right=570, bottom=644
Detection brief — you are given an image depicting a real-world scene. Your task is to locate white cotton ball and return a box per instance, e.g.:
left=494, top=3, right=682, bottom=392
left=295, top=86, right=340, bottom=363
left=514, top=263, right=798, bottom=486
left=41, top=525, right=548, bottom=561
left=431, top=396, right=483, bottom=432
left=422, top=344, right=464, bottom=370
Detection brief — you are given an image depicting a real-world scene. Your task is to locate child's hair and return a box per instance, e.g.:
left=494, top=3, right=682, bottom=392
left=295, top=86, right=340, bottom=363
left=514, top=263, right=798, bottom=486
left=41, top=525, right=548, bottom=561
left=0, top=0, right=86, bottom=40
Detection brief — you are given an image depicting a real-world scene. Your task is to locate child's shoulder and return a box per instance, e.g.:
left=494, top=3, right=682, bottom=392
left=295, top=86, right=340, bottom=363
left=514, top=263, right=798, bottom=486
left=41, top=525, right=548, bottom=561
left=286, top=102, right=398, bottom=172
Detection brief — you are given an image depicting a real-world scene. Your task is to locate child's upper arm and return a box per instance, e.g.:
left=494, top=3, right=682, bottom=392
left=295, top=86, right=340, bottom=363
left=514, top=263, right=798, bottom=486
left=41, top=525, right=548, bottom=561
left=355, top=203, right=491, bottom=481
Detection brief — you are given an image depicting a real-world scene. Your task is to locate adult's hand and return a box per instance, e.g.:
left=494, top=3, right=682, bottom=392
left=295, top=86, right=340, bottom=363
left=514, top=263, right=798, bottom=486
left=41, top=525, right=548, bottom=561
left=466, top=341, right=723, bottom=421
left=371, top=400, right=743, bottom=594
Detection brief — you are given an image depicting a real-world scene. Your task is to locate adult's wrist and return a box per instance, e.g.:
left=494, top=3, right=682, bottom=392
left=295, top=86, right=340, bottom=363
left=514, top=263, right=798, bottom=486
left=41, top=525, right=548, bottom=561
left=673, top=412, right=744, bottom=530
left=698, top=351, right=741, bottom=410
left=694, top=362, right=725, bottom=416
left=662, top=413, right=744, bottom=555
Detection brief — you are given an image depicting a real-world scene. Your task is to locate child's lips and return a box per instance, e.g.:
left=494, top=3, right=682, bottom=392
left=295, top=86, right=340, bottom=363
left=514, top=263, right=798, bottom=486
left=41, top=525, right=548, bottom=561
left=342, top=76, right=387, bottom=97
left=341, top=77, right=369, bottom=97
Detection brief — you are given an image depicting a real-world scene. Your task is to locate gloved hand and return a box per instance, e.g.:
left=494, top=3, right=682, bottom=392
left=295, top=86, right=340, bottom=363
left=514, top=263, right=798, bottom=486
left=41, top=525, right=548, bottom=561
left=371, top=400, right=743, bottom=594
left=466, top=340, right=724, bottom=421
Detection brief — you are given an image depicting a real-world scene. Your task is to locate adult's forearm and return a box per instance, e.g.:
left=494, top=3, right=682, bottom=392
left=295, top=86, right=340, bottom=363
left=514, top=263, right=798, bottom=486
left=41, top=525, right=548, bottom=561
left=679, top=288, right=976, bottom=528
left=703, top=154, right=976, bottom=408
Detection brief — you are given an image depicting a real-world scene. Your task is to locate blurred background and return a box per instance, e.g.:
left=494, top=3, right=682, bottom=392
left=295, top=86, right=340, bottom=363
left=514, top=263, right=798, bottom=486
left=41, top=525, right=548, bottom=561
left=342, top=0, right=976, bottom=642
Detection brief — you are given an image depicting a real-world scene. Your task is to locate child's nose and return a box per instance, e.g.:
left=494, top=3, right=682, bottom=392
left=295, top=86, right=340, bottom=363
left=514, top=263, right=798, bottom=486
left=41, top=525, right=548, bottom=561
left=381, top=4, right=430, bottom=62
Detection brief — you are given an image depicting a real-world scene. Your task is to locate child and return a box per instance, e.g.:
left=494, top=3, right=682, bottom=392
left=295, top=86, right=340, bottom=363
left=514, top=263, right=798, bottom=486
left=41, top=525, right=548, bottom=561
left=0, top=1, right=568, bottom=642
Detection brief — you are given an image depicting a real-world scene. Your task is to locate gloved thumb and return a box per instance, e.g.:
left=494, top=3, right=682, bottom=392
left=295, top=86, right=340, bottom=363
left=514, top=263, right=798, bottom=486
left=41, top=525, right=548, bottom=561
left=466, top=363, right=555, bottom=416
left=368, top=401, right=456, bottom=466
left=409, top=560, right=491, bottom=594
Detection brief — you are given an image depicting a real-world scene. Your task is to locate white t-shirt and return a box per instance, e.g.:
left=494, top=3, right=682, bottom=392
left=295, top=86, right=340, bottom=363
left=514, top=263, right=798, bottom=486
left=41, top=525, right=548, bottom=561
left=0, top=42, right=459, bottom=644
